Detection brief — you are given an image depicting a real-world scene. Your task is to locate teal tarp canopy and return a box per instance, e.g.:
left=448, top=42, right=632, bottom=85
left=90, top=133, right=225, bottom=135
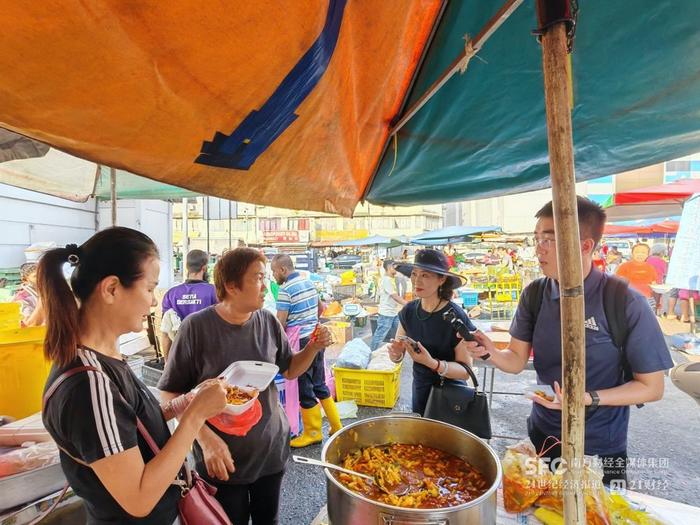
left=335, top=235, right=405, bottom=247
left=367, top=0, right=700, bottom=206
left=410, top=225, right=501, bottom=245
left=94, top=166, right=199, bottom=200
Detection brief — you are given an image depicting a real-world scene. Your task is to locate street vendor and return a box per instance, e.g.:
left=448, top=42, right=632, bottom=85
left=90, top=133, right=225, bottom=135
left=39, top=228, right=228, bottom=525
left=271, top=253, right=342, bottom=448
left=388, top=249, right=476, bottom=415
left=158, top=248, right=331, bottom=525
left=462, top=197, right=673, bottom=485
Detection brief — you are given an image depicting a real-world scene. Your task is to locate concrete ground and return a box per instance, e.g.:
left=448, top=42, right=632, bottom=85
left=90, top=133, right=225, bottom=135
left=279, top=328, right=700, bottom=525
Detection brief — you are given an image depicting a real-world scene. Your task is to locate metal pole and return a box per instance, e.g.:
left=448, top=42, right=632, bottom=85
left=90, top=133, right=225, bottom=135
left=182, top=197, right=189, bottom=258
left=110, top=167, right=117, bottom=226
left=538, top=9, right=586, bottom=525
left=205, top=197, right=210, bottom=254
left=228, top=201, right=232, bottom=251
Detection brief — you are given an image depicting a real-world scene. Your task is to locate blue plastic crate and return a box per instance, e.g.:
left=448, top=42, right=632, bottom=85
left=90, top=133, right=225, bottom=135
left=460, top=290, right=479, bottom=307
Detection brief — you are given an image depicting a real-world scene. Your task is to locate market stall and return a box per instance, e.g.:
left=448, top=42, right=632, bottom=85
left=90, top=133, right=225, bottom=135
left=2, top=0, right=700, bottom=523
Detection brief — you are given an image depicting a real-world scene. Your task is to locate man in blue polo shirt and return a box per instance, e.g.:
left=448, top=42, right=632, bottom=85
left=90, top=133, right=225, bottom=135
left=463, top=197, right=673, bottom=485
left=271, top=254, right=342, bottom=448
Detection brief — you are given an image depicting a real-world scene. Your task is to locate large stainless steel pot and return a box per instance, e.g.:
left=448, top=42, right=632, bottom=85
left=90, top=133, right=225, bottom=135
left=322, top=415, right=502, bottom=525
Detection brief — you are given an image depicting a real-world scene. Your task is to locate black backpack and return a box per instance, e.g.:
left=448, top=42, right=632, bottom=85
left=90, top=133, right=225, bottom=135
left=525, top=275, right=640, bottom=399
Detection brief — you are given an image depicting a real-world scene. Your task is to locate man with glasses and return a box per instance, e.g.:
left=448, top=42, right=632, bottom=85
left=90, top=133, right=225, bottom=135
left=461, top=196, right=673, bottom=486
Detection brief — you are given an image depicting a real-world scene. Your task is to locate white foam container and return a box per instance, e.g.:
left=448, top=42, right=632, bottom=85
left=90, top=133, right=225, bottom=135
left=219, top=361, right=279, bottom=415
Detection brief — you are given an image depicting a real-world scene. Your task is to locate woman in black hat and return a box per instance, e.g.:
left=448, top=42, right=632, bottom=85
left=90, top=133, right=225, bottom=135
left=389, top=249, right=477, bottom=415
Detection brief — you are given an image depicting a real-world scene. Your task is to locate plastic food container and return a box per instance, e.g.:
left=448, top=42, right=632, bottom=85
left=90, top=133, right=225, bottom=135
left=219, top=361, right=279, bottom=415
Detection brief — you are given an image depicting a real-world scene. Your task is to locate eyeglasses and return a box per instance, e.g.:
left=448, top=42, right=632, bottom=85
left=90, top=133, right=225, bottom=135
left=534, top=236, right=556, bottom=250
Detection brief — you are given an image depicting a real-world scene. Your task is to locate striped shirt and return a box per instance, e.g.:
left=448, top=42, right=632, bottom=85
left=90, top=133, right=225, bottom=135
left=277, top=271, right=318, bottom=338
left=42, top=347, right=180, bottom=524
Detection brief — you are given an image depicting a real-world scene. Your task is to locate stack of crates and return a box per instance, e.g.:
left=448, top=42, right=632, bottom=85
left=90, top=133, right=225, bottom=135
left=0, top=325, right=50, bottom=419
left=0, top=303, right=21, bottom=330
left=333, top=365, right=401, bottom=408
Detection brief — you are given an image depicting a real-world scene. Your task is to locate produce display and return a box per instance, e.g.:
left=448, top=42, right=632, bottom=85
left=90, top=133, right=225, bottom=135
left=335, top=443, right=488, bottom=509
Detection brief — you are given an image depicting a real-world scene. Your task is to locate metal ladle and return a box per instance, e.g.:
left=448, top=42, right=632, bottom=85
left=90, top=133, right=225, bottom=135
left=292, top=456, right=409, bottom=496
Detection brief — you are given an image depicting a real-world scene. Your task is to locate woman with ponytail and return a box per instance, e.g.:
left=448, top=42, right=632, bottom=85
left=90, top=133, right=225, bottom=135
left=39, top=227, right=228, bottom=524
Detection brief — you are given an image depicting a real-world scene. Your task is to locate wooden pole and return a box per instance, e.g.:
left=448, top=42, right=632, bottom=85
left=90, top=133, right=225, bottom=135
left=109, top=167, right=117, bottom=226
left=540, top=19, right=586, bottom=525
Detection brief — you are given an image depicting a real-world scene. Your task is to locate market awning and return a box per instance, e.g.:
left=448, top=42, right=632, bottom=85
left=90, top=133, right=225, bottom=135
left=604, top=220, right=679, bottom=236
left=335, top=235, right=404, bottom=248
left=0, top=129, right=200, bottom=201
left=1, top=1, right=699, bottom=214
left=410, top=225, right=501, bottom=245
left=603, top=179, right=700, bottom=221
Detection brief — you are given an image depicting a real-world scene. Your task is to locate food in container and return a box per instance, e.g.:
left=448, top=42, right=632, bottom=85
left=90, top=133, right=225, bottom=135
left=524, top=384, right=556, bottom=403
left=218, top=361, right=278, bottom=415
left=335, top=443, right=489, bottom=509
left=225, top=385, right=257, bottom=405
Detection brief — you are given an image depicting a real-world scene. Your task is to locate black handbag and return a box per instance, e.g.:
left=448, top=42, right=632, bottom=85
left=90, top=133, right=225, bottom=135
left=423, top=362, right=492, bottom=439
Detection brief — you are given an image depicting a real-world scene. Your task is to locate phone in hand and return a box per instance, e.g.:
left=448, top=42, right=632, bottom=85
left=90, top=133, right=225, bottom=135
left=397, top=335, right=421, bottom=354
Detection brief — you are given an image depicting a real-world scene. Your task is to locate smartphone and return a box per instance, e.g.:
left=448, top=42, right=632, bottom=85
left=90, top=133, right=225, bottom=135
left=397, top=335, right=421, bottom=353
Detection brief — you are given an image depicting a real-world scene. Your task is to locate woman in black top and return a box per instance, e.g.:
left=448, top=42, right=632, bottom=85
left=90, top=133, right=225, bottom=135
left=39, top=228, right=227, bottom=524
left=389, top=249, right=477, bottom=415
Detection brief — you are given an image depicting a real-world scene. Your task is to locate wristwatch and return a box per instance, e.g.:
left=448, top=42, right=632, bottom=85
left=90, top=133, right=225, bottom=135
left=586, top=390, right=600, bottom=415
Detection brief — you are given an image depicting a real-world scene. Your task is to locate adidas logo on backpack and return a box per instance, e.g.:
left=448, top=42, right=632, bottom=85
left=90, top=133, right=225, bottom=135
left=584, top=316, right=599, bottom=331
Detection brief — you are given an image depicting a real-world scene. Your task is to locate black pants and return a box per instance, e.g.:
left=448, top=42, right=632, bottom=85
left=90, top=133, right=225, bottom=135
left=298, top=337, right=330, bottom=409
left=213, top=470, right=285, bottom=525
left=527, top=418, right=627, bottom=486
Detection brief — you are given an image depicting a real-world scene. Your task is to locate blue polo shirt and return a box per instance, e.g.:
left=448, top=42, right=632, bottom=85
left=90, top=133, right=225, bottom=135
left=276, top=272, right=318, bottom=339
left=510, top=267, right=673, bottom=455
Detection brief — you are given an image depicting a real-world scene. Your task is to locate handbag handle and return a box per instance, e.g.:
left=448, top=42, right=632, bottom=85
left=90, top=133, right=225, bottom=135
left=455, top=361, right=479, bottom=388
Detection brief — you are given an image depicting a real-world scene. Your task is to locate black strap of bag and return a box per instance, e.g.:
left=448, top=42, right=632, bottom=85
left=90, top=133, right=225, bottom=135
left=423, top=361, right=492, bottom=439
left=44, top=365, right=232, bottom=525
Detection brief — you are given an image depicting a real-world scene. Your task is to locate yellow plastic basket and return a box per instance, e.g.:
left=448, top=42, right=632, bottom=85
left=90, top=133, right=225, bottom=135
left=0, top=326, right=50, bottom=419
left=333, top=365, right=401, bottom=408
left=0, top=303, right=21, bottom=330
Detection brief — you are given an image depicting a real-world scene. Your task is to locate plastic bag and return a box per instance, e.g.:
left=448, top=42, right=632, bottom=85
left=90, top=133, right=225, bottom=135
left=502, top=440, right=552, bottom=513
left=536, top=456, right=611, bottom=525
left=335, top=338, right=371, bottom=369
left=605, top=492, right=667, bottom=525
left=208, top=399, right=262, bottom=436
left=331, top=400, right=358, bottom=420
left=368, top=346, right=397, bottom=371
left=0, top=441, right=59, bottom=477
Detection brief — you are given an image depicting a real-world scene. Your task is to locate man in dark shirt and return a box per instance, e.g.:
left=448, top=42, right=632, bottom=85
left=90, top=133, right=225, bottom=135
left=463, top=197, right=673, bottom=485
left=160, top=249, right=217, bottom=355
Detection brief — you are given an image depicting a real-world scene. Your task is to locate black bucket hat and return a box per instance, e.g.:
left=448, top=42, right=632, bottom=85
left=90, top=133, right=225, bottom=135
left=395, top=249, right=466, bottom=289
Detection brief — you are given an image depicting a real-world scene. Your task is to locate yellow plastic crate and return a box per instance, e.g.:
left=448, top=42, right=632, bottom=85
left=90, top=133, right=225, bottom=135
left=0, top=303, right=21, bottom=330
left=333, top=365, right=401, bottom=408
left=0, top=326, right=50, bottom=419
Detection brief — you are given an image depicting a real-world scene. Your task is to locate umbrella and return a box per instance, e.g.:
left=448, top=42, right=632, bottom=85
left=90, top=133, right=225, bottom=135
left=604, top=179, right=700, bottom=221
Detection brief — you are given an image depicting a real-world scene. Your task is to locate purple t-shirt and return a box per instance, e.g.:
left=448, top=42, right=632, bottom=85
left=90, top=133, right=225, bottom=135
left=162, top=280, right=217, bottom=320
